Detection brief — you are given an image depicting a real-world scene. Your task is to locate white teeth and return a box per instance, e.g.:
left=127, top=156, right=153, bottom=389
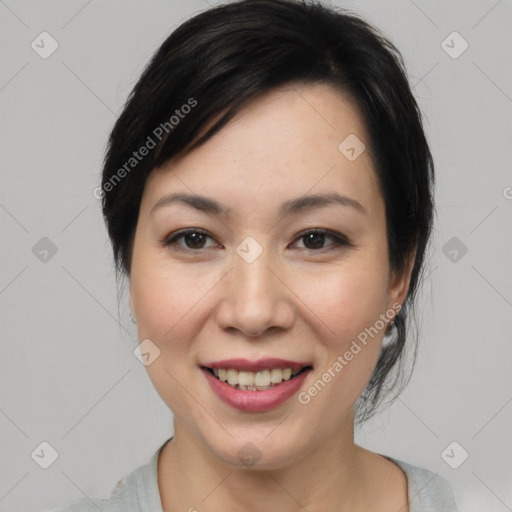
left=209, top=367, right=305, bottom=390
left=282, top=368, right=292, bottom=380
left=238, top=371, right=254, bottom=386
left=270, top=368, right=283, bottom=383
left=227, top=369, right=238, bottom=386
left=254, top=370, right=270, bottom=387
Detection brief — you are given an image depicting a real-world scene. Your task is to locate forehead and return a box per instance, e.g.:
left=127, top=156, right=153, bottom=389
left=142, top=82, right=380, bottom=218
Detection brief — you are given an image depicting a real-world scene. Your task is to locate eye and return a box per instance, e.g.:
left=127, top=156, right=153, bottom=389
left=291, top=229, right=350, bottom=252
left=162, top=228, right=350, bottom=253
left=163, top=228, right=219, bottom=251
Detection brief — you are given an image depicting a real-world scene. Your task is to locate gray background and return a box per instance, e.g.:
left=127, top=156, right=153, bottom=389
left=1, top=0, right=511, bottom=511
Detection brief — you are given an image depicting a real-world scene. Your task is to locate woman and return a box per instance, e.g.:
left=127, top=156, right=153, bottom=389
left=57, top=0, right=458, bottom=510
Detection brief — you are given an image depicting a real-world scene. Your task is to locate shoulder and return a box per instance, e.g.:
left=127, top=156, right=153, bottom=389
left=384, top=455, right=459, bottom=512
left=43, top=495, right=124, bottom=512
left=45, top=445, right=164, bottom=512
left=43, top=473, right=138, bottom=512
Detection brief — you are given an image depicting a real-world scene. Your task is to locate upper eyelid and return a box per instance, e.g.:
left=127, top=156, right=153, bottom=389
left=294, top=228, right=347, bottom=240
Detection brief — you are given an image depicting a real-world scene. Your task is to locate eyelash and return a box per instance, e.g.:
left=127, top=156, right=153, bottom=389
left=162, top=228, right=351, bottom=253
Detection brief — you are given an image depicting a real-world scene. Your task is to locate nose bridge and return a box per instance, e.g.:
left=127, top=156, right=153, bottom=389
left=234, top=247, right=273, bottom=301
left=218, top=237, right=292, bottom=337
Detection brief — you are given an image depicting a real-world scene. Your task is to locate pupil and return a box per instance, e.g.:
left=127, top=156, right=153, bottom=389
left=186, top=232, right=205, bottom=248
left=304, top=232, right=324, bottom=249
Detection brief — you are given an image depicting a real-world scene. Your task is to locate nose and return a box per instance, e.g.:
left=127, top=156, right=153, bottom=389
left=215, top=245, right=295, bottom=338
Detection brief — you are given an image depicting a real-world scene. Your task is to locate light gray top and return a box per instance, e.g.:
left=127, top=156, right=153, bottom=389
left=52, top=438, right=458, bottom=511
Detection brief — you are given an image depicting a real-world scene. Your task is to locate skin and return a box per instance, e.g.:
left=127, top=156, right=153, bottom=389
left=129, top=82, right=415, bottom=511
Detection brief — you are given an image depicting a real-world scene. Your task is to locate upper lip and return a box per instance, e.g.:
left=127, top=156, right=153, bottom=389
left=201, top=358, right=312, bottom=373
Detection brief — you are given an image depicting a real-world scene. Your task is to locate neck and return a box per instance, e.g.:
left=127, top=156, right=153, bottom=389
left=158, top=412, right=371, bottom=512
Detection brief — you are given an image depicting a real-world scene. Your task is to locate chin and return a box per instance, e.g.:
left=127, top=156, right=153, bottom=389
left=198, top=424, right=312, bottom=471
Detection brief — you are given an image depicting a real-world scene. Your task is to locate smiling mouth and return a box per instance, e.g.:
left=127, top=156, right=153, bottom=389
left=202, top=366, right=313, bottom=391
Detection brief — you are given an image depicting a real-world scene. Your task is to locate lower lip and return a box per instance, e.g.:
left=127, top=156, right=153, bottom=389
left=201, top=367, right=311, bottom=412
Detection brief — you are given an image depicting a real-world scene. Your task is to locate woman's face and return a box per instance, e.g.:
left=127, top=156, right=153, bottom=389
left=130, top=82, right=412, bottom=468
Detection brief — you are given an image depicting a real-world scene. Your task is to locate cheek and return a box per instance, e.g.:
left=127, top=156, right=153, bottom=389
left=130, top=259, right=222, bottom=356
left=291, top=261, right=390, bottom=412
left=295, top=270, right=388, bottom=423
left=293, top=261, right=390, bottom=347
left=129, top=265, right=208, bottom=415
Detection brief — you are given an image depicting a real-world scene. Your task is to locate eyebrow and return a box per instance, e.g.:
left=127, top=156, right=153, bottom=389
left=149, top=191, right=366, bottom=218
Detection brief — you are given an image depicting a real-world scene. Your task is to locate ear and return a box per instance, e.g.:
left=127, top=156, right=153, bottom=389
left=387, top=247, right=416, bottom=313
